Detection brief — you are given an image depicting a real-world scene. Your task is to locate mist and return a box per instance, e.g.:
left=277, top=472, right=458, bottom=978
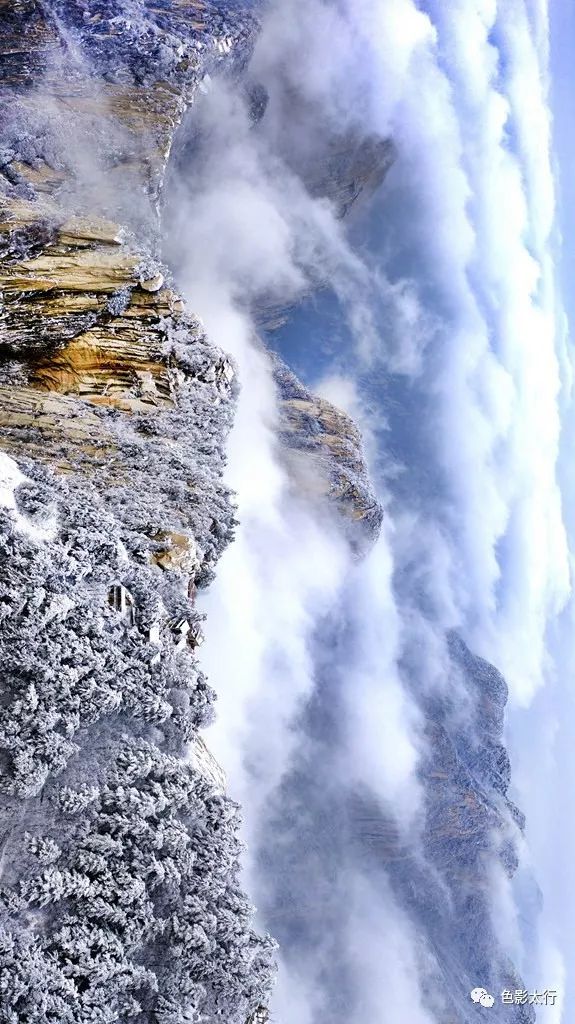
left=163, top=0, right=570, bottom=1020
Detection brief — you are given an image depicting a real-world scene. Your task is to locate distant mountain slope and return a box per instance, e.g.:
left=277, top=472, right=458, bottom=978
left=256, top=622, right=535, bottom=1023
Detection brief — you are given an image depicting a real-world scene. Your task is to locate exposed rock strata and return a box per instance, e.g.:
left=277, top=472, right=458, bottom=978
left=273, top=357, right=383, bottom=556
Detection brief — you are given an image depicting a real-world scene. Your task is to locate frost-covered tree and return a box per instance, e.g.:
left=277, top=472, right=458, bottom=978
left=0, top=309, right=275, bottom=1023
left=0, top=449, right=275, bottom=1022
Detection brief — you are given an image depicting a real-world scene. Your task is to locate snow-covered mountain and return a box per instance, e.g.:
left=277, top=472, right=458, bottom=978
left=0, top=3, right=540, bottom=1024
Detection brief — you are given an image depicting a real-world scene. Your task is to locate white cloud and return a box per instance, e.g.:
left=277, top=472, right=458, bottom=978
left=338, top=533, right=424, bottom=830
left=331, top=0, right=571, bottom=707
left=343, top=876, right=435, bottom=1024
left=162, top=0, right=573, bottom=1018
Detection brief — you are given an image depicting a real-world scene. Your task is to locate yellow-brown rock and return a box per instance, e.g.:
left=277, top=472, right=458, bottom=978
left=0, top=0, right=250, bottom=518
left=152, top=531, right=201, bottom=573
left=0, top=247, right=139, bottom=294
left=273, top=358, right=384, bottom=555
left=0, top=6, right=276, bottom=1022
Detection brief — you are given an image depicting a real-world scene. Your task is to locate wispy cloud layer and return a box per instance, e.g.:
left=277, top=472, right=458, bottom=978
left=164, top=0, right=571, bottom=1019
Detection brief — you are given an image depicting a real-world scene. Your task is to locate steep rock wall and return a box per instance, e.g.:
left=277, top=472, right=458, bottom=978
left=0, top=4, right=278, bottom=1023
left=273, top=356, right=383, bottom=556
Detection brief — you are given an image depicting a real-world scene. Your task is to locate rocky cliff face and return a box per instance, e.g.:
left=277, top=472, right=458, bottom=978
left=404, top=635, right=535, bottom=1023
left=240, top=76, right=396, bottom=222
left=273, top=356, right=383, bottom=556
left=0, top=2, right=384, bottom=1021
left=256, top=624, right=535, bottom=1024
left=0, top=4, right=279, bottom=1023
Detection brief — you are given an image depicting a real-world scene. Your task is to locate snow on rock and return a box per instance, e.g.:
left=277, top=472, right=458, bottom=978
left=0, top=453, right=57, bottom=542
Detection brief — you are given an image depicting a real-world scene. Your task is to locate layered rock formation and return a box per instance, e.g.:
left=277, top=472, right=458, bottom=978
left=273, top=357, right=383, bottom=556
left=0, top=3, right=278, bottom=1023
left=0, top=4, right=535, bottom=1024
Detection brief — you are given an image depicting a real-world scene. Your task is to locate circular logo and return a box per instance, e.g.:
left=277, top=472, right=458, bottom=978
left=470, top=987, right=495, bottom=1008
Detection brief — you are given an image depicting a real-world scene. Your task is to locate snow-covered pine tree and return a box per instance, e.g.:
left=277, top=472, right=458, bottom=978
left=0, top=433, right=275, bottom=1023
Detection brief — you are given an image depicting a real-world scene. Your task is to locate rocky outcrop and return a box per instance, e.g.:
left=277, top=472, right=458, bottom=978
left=303, top=132, right=395, bottom=220
left=0, top=0, right=251, bottom=559
left=273, top=356, right=383, bottom=556
left=243, top=78, right=396, bottom=221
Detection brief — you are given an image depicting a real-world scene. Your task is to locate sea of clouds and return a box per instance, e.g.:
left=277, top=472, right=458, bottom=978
left=164, top=0, right=572, bottom=1020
